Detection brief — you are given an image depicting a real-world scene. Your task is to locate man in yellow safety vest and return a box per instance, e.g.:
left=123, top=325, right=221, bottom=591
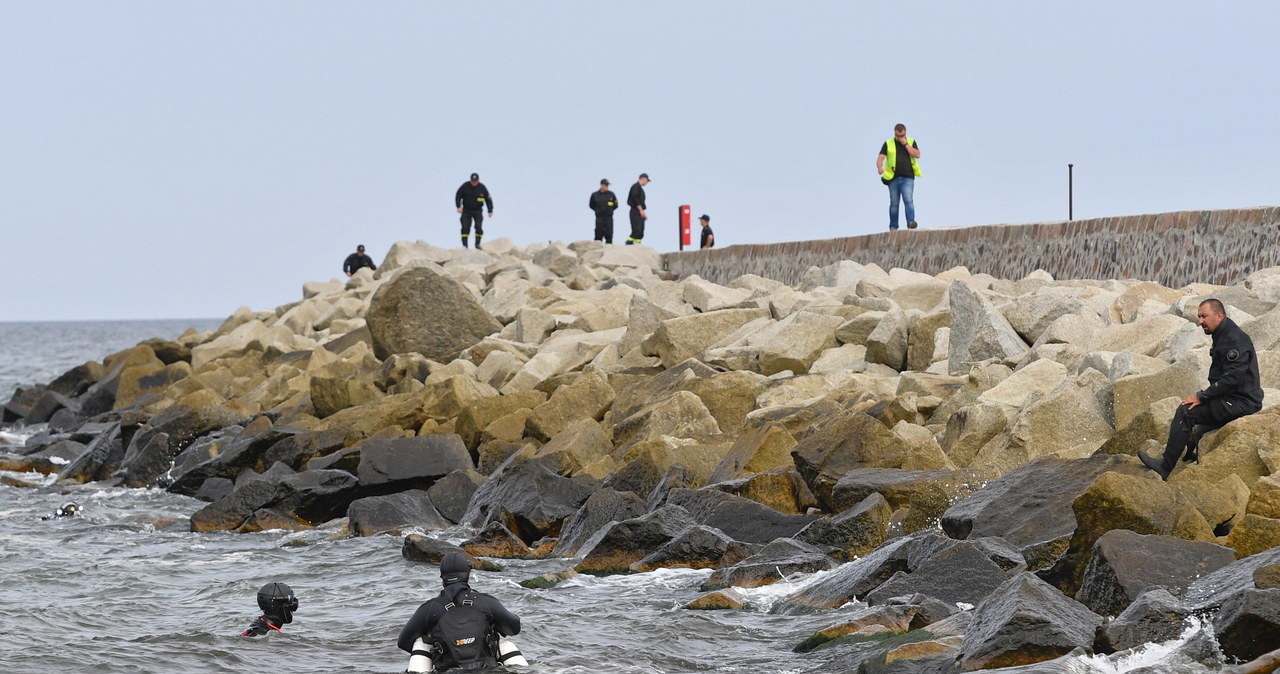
left=876, top=123, right=922, bottom=230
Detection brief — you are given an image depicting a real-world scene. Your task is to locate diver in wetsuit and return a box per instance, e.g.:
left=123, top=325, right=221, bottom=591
left=398, top=552, right=522, bottom=672
left=241, top=582, right=299, bottom=636
left=41, top=502, right=80, bottom=520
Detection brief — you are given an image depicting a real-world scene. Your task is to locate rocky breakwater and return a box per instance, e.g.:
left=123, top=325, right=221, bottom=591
left=7, top=235, right=1280, bottom=670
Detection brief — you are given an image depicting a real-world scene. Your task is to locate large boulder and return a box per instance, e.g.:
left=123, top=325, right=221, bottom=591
left=948, top=280, right=1029, bottom=375
left=525, top=371, right=615, bottom=441
left=957, top=572, right=1103, bottom=670
left=573, top=505, right=697, bottom=575
left=551, top=488, right=649, bottom=558
left=865, top=540, right=1010, bottom=608
left=773, top=531, right=955, bottom=613
left=346, top=490, right=452, bottom=536
left=1100, top=587, right=1191, bottom=653
left=701, top=538, right=838, bottom=590
left=792, top=409, right=934, bottom=511
left=662, top=487, right=818, bottom=545
left=365, top=265, right=503, bottom=361
left=831, top=468, right=977, bottom=534
left=643, top=308, right=770, bottom=369
left=793, top=492, right=893, bottom=560
left=355, top=434, right=474, bottom=493
left=708, top=423, right=797, bottom=484
left=630, top=524, right=757, bottom=572
left=1214, top=588, right=1280, bottom=663
left=461, top=460, right=597, bottom=544
left=1075, top=529, right=1236, bottom=617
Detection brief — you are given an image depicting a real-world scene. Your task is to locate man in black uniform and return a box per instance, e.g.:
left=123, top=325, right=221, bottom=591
left=398, top=552, right=521, bottom=672
left=626, top=173, right=650, bottom=245
left=343, top=244, right=377, bottom=276
left=1138, top=299, right=1264, bottom=480
left=241, top=581, right=299, bottom=637
left=455, top=173, right=494, bottom=249
left=589, top=179, right=619, bottom=243
left=699, top=214, right=714, bottom=249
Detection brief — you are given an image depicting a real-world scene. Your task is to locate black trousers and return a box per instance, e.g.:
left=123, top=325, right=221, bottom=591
left=627, top=209, right=644, bottom=243
left=1158, top=397, right=1254, bottom=470
left=460, top=211, right=484, bottom=245
left=594, top=217, right=613, bottom=244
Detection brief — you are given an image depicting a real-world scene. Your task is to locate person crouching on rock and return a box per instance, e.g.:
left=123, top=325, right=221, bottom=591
left=241, top=582, right=299, bottom=636
left=1138, top=298, right=1263, bottom=480
left=398, top=552, right=523, bottom=672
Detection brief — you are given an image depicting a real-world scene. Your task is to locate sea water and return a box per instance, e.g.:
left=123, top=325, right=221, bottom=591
left=0, top=320, right=1216, bottom=672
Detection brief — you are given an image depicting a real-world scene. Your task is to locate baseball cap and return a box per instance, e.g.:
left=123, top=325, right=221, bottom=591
left=639, top=173, right=650, bottom=181
left=470, top=173, right=479, bottom=181
left=357, top=244, right=365, bottom=252
left=600, top=178, right=610, bottom=185
left=699, top=214, right=710, bottom=222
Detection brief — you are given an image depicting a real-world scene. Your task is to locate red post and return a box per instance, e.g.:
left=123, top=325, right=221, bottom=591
left=679, top=205, right=691, bottom=250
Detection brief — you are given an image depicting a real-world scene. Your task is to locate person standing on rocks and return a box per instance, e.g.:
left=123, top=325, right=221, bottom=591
left=240, top=581, right=298, bottom=637
left=1138, top=298, right=1263, bottom=480
left=455, top=172, right=494, bottom=249
left=343, top=244, right=377, bottom=276
left=589, top=179, right=619, bottom=243
left=876, top=123, right=921, bottom=231
left=699, top=214, right=715, bottom=249
left=626, top=173, right=650, bottom=245
left=398, top=552, right=523, bottom=672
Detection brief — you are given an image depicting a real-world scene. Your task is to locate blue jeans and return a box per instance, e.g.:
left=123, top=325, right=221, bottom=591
left=887, top=177, right=915, bottom=230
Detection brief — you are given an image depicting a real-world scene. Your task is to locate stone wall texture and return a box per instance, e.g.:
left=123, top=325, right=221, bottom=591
left=665, top=207, right=1280, bottom=288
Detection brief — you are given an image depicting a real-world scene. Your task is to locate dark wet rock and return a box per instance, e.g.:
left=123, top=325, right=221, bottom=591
left=792, top=603, right=918, bottom=653
left=940, top=455, right=1142, bottom=571
left=686, top=588, right=749, bottom=610
left=866, top=540, right=1010, bottom=607
left=190, top=479, right=280, bottom=532
left=163, top=426, right=242, bottom=494
left=401, top=535, right=500, bottom=572
left=47, top=361, right=104, bottom=398
left=462, top=521, right=532, bottom=558
left=1214, top=588, right=1280, bottom=663
left=462, top=459, right=598, bottom=545
left=24, top=389, right=80, bottom=425
left=700, top=538, right=837, bottom=591
left=260, top=428, right=348, bottom=470
left=188, top=417, right=297, bottom=478
left=772, top=531, right=944, bottom=613
left=142, top=403, right=249, bottom=459
left=193, top=476, right=234, bottom=502
left=235, top=460, right=296, bottom=488
left=791, top=409, right=918, bottom=510
left=365, top=265, right=503, bottom=361
left=882, top=593, right=960, bottom=629
left=1099, top=587, right=1191, bottom=654
left=832, top=467, right=977, bottom=535
left=426, top=469, right=486, bottom=524
left=0, top=439, right=86, bottom=475
left=189, top=469, right=358, bottom=531
left=3, top=386, right=42, bottom=423
left=631, top=524, right=757, bottom=572
left=139, top=338, right=191, bottom=365
left=57, top=422, right=124, bottom=483
left=601, top=448, right=669, bottom=499
left=355, top=434, right=473, bottom=494
left=574, top=505, right=696, bottom=575
left=347, top=489, right=451, bottom=536
left=116, top=430, right=172, bottom=488
left=47, top=407, right=85, bottom=433
left=968, top=536, right=1028, bottom=575
left=644, top=465, right=698, bottom=511
left=794, top=492, right=893, bottom=561
left=1075, top=529, right=1236, bottom=617
left=551, top=488, right=648, bottom=558
left=1185, top=545, right=1280, bottom=612
left=237, top=508, right=309, bottom=533
left=957, top=572, right=1103, bottom=670
left=662, top=487, right=818, bottom=545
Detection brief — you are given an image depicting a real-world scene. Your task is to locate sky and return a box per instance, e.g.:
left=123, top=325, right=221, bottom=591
left=4, top=1, right=1279, bottom=321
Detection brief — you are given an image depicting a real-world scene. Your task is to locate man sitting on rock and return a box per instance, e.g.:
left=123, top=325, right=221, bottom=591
left=1139, top=298, right=1263, bottom=480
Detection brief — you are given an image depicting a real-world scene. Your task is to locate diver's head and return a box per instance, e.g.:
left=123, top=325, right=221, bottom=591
left=57, top=502, right=80, bottom=518
left=256, top=582, right=298, bottom=623
left=440, top=552, right=472, bottom=586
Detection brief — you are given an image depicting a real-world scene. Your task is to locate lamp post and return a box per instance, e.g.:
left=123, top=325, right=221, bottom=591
left=1068, top=164, right=1074, bottom=221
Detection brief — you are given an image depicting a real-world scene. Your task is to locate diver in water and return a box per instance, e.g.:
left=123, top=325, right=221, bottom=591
left=241, top=582, right=299, bottom=637
left=41, top=502, right=80, bottom=520
left=398, top=552, right=524, bottom=672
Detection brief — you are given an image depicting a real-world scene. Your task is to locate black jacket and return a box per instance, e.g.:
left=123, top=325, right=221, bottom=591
left=343, top=252, right=376, bottom=275
left=627, top=182, right=646, bottom=210
left=1199, top=317, right=1264, bottom=410
left=397, top=582, right=520, bottom=665
left=589, top=190, right=619, bottom=217
left=456, top=182, right=493, bottom=213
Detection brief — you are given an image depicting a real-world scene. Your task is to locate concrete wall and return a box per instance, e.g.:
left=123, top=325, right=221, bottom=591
left=666, top=207, right=1280, bottom=288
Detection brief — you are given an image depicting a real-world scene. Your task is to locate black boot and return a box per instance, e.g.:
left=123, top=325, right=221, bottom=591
left=461, top=237, right=468, bottom=248
left=1137, top=450, right=1171, bottom=481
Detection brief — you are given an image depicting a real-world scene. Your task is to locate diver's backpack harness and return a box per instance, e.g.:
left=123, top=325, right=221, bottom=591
left=434, top=590, right=495, bottom=669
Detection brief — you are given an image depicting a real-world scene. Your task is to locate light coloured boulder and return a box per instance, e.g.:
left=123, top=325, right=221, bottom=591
left=313, top=296, right=366, bottom=332
left=513, top=307, right=556, bottom=345
left=366, top=265, right=502, bottom=361
left=948, top=281, right=1029, bottom=375
left=938, top=402, right=1009, bottom=468
left=1112, top=356, right=1204, bottom=429
left=810, top=344, right=868, bottom=373
left=526, top=371, right=616, bottom=441
left=1033, top=311, right=1107, bottom=349
left=1244, top=266, right=1280, bottom=304
left=835, top=311, right=885, bottom=346
left=481, top=275, right=537, bottom=323
left=643, top=308, right=770, bottom=369
left=708, top=423, right=798, bottom=483
left=865, top=306, right=910, bottom=371
left=682, top=275, right=753, bottom=312
left=475, top=350, right=524, bottom=390
left=976, top=359, right=1068, bottom=412
left=501, top=328, right=624, bottom=394
left=906, top=309, right=950, bottom=372
left=581, top=244, right=662, bottom=272
left=1003, top=290, right=1093, bottom=345
left=1003, top=369, right=1114, bottom=469
left=1092, top=313, right=1192, bottom=358
left=531, top=243, right=581, bottom=277
left=1112, top=281, right=1187, bottom=324
left=619, top=293, right=678, bottom=356
left=303, top=280, right=345, bottom=300
left=800, top=260, right=882, bottom=292
left=888, top=279, right=948, bottom=313
left=611, top=391, right=723, bottom=450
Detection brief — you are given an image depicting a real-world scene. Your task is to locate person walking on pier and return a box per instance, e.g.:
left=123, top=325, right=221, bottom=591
left=876, top=124, right=921, bottom=231
left=455, top=173, right=494, bottom=249
left=699, top=214, right=715, bottom=249
left=589, top=179, right=619, bottom=243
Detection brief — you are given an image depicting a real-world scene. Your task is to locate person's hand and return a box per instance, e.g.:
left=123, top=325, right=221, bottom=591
left=345, top=272, right=353, bottom=277
left=641, top=212, right=648, bottom=220
left=1181, top=393, right=1202, bottom=409
left=489, top=212, right=495, bottom=218
left=457, top=207, right=462, bottom=214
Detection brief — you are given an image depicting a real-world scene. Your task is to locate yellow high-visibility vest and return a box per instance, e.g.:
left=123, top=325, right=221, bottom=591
left=881, top=137, right=922, bottom=181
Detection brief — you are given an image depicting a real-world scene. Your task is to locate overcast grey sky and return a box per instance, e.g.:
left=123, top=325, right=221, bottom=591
left=4, top=1, right=1278, bottom=321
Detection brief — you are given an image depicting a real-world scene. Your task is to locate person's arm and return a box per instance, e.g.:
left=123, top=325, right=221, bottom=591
left=397, top=603, right=437, bottom=653
left=485, top=186, right=493, bottom=215
left=487, top=598, right=521, bottom=637
left=703, top=232, right=714, bottom=249
left=343, top=255, right=353, bottom=276
left=589, top=194, right=595, bottom=211
left=876, top=142, right=888, bottom=174
left=904, top=139, right=921, bottom=159
left=456, top=185, right=464, bottom=213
